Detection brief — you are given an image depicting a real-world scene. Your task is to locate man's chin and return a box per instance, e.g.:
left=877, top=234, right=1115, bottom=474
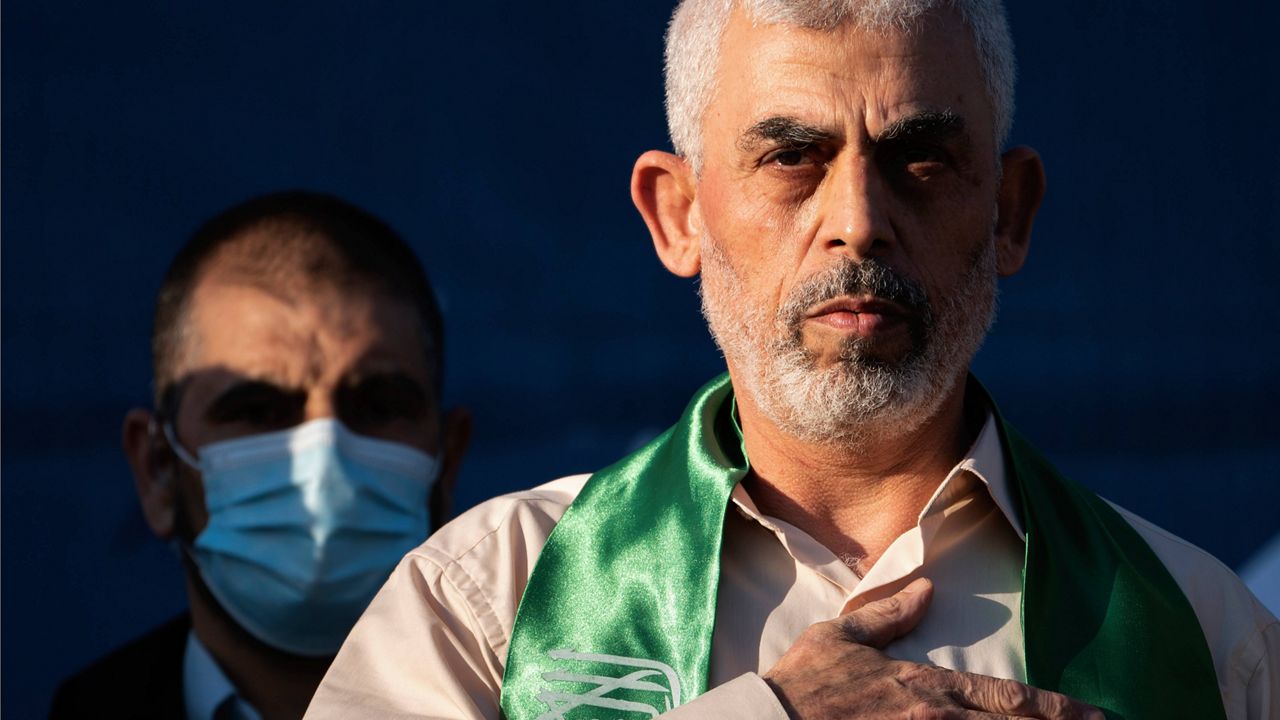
left=802, top=316, right=915, bottom=355
left=801, top=337, right=916, bottom=372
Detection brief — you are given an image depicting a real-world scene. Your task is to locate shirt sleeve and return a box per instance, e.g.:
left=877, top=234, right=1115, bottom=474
left=304, top=548, right=507, bottom=720
left=1243, top=618, right=1280, bottom=720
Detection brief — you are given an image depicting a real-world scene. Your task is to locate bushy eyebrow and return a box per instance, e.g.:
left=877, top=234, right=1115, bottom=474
left=738, top=116, right=838, bottom=153
left=876, top=110, right=967, bottom=143
left=738, top=110, right=967, bottom=154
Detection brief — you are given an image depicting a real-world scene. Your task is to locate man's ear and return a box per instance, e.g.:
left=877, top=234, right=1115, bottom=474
left=122, top=408, right=177, bottom=539
left=994, top=146, right=1046, bottom=277
left=631, top=150, right=701, bottom=278
left=429, top=406, right=473, bottom=527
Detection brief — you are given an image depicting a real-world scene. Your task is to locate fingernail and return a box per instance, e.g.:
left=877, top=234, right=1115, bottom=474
left=903, top=577, right=931, bottom=593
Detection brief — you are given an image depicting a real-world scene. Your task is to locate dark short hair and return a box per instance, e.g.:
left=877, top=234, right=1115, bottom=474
left=152, top=190, right=444, bottom=410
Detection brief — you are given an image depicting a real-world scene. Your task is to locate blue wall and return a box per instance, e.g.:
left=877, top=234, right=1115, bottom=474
left=4, top=2, right=1278, bottom=717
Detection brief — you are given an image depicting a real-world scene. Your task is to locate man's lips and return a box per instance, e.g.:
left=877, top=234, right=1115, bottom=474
left=804, top=296, right=910, bottom=334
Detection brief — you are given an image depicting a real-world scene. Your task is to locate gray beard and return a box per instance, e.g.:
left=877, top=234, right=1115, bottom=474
left=699, top=238, right=998, bottom=446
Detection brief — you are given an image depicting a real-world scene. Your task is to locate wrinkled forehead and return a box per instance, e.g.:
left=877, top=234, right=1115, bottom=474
left=172, top=262, right=430, bottom=382
left=193, top=228, right=423, bottom=333
left=706, top=4, right=992, bottom=148
left=202, top=226, right=355, bottom=291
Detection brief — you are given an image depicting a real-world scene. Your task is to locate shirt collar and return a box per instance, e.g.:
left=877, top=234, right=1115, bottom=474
left=183, top=631, right=262, bottom=720
left=730, top=409, right=1025, bottom=541
left=953, top=410, right=1025, bottom=540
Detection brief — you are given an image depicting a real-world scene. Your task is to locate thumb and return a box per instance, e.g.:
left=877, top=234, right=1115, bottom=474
left=837, top=577, right=933, bottom=649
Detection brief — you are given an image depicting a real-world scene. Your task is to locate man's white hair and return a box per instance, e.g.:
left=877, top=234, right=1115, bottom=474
left=664, top=0, right=1016, bottom=170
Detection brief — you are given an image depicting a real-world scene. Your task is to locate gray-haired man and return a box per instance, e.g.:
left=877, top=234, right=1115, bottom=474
left=306, top=2, right=1278, bottom=718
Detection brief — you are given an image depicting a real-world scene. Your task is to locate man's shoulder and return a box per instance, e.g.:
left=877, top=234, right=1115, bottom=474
left=49, top=614, right=189, bottom=719
left=1004, top=419, right=1275, bottom=632
left=1107, top=500, right=1278, bottom=696
left=409, top=474, right=589, bottom=574
left=382, top=475, right=589, bottom=662
left=1109, top=501, right=1275, bottom=626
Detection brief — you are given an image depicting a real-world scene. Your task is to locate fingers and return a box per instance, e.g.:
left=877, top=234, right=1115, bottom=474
left=837, top=577, right=934, bottom=648
left=902, top=711, right=1033, bottom=720
left=818, top=578, right=1103, bottom=720
left=953, top=672, right=1105, bottom=720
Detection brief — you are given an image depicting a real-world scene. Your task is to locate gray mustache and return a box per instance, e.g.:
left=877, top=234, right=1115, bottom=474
left=779, top=259, right=931, bottom=325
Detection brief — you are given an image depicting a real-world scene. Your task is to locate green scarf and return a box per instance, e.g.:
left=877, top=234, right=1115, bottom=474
left=500, top=374, right=1225, bottom=720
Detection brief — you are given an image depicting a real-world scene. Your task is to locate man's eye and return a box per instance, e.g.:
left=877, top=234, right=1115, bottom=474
left=336, top=375, right=429, bottom=434
left=233, top=399, right=300, bottom=427
left=898, top=145, right=947, bottom=168
left=763, top=146, right=815, bottom=167
left=205, top=385, right=306, bottom=429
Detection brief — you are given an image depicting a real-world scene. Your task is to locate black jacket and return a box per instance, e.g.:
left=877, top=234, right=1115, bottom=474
left=49, top=614, right=189, bottom=719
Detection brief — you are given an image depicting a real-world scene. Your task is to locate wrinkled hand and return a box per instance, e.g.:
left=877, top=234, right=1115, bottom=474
left=762, top=578, right=1104, bottom=719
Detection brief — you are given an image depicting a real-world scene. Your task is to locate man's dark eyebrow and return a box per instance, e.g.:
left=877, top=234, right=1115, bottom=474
left=876, top=110, right=967, bottom=143
left=348, top=371, right=429, bottom=402
left=203, top=380, right=304, bottom=421
left=738, top=116, right=838, bottom=153
left=338, top=371, right=432, bottom=421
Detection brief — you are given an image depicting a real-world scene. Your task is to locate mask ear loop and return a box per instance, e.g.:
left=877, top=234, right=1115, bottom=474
left=148, top=417, right=208, bottom=565
left=160, top=421, right=202, bottom=470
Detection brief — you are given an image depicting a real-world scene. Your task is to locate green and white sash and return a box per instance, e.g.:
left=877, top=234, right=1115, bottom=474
left=500, top=374, right=1225, bottom=720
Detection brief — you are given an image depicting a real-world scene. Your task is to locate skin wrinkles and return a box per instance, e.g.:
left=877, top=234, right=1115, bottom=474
left=878, top=110, right=965, bottom=142
left=741, top=410, right=973, bottom=539
left=735, top=109, right=982, bottom=268
left=123, top=214, right=474, bottom=720
left=168, top=265, right=360, bottom=393
left=163, top=275, right=439, bottom=541
left=691, top=6, right=1003, bottom=560
left=708, top=149, right=992, bottom=348
left=737, top=116, right=839, bottom=157
left=632, top=0, right=1044, bottom=590
left=127, top=262, right=468, bottom=720
left=173, top=276, right=437, bottom=454
left=739, top=110, right=967, bottom=163
left=632, top=4, right=1058, bottom=717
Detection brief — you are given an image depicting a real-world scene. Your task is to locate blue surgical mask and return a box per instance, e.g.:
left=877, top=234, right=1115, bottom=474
left=164, top=418, right=439, bottom=656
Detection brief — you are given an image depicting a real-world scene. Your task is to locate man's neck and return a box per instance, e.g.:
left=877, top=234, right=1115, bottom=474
left=735, top=373, right=980, bottom=571
left=184, top=574, right=331, bottom=720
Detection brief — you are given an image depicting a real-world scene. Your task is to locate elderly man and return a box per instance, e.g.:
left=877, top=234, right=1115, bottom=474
left=307, top=2, right=1278, bottom=719
left=50, top=191, right=471, bottom=720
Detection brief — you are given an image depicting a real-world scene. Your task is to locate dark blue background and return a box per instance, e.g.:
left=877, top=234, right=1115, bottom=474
left=4, top=2, right=1278, bottom=717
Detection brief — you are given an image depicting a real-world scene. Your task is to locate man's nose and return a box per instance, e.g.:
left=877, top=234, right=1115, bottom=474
left=303, top=390, right=337, bottom=423
left=816, top=156, right=895, bottom=261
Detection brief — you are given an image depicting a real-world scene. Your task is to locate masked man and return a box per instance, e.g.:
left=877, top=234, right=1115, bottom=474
left=50, top=191, right=471, bottom=720
left=306, top=2, right=1279, bottom=719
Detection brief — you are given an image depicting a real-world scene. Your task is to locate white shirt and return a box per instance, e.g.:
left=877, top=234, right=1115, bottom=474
left=305, top=415, right=1279, bottom=719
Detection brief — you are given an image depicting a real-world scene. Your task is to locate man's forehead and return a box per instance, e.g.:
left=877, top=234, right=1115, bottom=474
left=711, top=3, right=989, bottom=140
left=189, top=271, right=355, bottom=334
left=720, top=3, right=978, bottom=74
left=193, top=237, right=411, bottom=323
left=174, top=272, right=427, bottom=387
